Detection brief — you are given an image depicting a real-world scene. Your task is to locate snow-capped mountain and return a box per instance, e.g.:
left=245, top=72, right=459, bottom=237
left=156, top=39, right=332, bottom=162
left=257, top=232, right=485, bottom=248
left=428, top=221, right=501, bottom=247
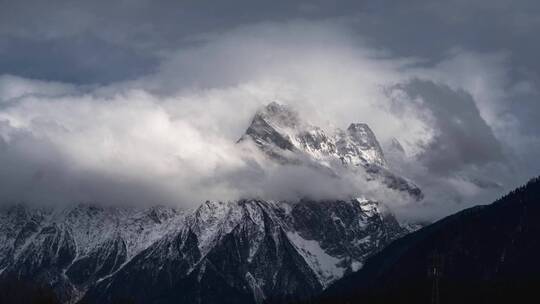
left=239, top=102, right=422, bottom=200
left=82, top=197, right=407, bottom=304
left=0, top=197, right=409, bottom=304
left=0, top=204, right=182, bottom=303
left=239, top=102, right=386, bottom=167
left=0, top=102, right=423, bottom=303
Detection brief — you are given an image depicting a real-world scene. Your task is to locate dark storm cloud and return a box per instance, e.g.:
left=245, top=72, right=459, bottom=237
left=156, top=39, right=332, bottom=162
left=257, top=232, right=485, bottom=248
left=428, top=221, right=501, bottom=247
left=0, top=0, right=368, bottom=83
left=2, top=0, right=540, bottom=85
left=0, top=35, right=157, bottom=84
left=394, top=79, right=504, bottom=175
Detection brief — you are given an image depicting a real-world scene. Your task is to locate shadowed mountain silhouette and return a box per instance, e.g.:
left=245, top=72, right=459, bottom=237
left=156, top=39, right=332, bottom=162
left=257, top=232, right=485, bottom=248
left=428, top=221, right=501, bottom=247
left=0, top=275, right=60, bottom=304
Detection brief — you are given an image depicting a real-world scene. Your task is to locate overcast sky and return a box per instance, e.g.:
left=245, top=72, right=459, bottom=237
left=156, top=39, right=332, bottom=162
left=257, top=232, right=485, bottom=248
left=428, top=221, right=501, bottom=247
left=0, top=0, right=539, bottom=220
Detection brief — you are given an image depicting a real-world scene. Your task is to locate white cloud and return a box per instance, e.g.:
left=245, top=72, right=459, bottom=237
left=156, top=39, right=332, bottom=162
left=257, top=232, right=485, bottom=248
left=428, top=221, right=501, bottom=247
left=0, top=21, right=533, bottom=220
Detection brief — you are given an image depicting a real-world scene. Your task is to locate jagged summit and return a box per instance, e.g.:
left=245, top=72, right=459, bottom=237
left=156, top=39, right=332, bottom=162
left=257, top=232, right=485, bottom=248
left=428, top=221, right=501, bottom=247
left=240, top=102, right=387, bottom=167
left=240, top=102, right=421, bottom=200
left=345, top=123, right=385, bottom=166
left=255, top=101, right=302, bottom=129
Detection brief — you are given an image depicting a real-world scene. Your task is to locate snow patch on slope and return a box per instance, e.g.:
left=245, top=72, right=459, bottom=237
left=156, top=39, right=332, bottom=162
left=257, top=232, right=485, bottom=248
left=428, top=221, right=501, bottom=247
left=287, top=231, right=345, bottom=286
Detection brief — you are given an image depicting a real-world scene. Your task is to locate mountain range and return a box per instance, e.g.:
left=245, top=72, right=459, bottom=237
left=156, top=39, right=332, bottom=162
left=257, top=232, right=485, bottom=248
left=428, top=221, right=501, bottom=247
left=0, top=103, right=422, bottom=304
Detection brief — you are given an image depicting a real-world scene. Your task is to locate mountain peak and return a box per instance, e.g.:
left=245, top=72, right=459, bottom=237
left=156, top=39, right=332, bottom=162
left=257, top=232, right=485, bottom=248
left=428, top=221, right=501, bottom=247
left=347, top=122, right=370, bottom=130
left=254, top=101, right=302, bottom=130
left=344, top=122, right=386, bottom=167
left=242, top=102, right=386, bottom=165
left=261, top=101, right=290, bottom=115
left=346, top=123, right=378, bottom=146
left=240, top=102, right=421, bottom=199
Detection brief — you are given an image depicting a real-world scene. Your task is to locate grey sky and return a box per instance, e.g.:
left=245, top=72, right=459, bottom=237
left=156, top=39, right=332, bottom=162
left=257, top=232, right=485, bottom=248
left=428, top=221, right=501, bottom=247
left=1, top=1, right=539, bottom=82
left=0, top=0, right=539, bottom=220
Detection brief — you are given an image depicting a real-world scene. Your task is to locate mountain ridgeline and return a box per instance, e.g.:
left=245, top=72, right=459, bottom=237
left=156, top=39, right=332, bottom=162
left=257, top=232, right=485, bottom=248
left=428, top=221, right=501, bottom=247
left=239, top=102, right=423, bottom=200
left=0, top=199, right=408, bottom=304
left=0, top=102, right=422, bottom=304
left=314, top=177, right=540, bottom=304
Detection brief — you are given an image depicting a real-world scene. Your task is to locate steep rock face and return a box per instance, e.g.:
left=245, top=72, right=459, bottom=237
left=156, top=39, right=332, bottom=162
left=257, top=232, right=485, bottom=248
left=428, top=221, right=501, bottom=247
left=239, top=102, right=422, bottom=200
left=9, top=223, right=77, bottom=302
left=337, top=123, right=386, bottom=167
left=0, top=204, right=182, bottom=303
left=82, top=200, right=323, bottom=304
left=66, top=235, right=127, bottom=286
left=0, top=205, right=46, bottom=270
left=285, top=199, right=406, bottom=281
left=0, top=198, right=411, bottom=304
left=82, top=198, right=408, bottom=304
left=239, top=102, right=385, bottom=167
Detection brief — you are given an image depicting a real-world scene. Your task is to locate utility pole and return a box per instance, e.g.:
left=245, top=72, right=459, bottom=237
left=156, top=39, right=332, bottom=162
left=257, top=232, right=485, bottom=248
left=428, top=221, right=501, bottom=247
left=428, top=252, right=444, bottom=304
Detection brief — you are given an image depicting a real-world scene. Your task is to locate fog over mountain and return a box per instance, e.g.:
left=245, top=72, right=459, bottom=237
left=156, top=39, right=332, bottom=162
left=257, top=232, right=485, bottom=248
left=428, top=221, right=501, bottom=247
left=1, top=1, right=540, bottom=222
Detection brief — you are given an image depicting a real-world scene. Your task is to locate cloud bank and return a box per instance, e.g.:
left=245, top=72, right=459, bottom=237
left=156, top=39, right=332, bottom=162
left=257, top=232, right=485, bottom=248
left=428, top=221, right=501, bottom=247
left=0, top=21, right=538, bottom=221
